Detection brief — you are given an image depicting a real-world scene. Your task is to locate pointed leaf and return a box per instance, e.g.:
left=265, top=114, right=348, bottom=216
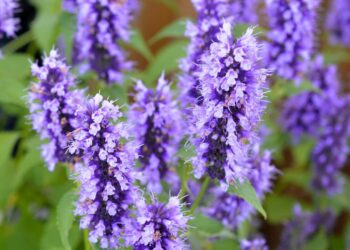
left=149, top=18, right=188, bottom=44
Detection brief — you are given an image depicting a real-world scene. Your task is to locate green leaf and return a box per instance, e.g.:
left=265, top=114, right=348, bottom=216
left=149, top=18, right=188, bottom=44
left=212, top=238, right=239, bottom=250
left=303, top=230, right=328, bottom=250
left=265, top=195, right=295, bottom=223
left=0, top=132, right=19, bottom=167
left=233, top=24, right=267, bottom=38
left=228, top=181, right=267, bottom=219
left=189, top=214, right=224, bottom=234
left=128, top=30, right=153, bottom=61
left=145, top=40, right=188, bottom=84
left=59, top=13, right=76, bottom=63
left=323, top=47, right=349, bottom=64
left=57, top=190, right=76, bottom=250
left=0, top=54, right=30, bottom=80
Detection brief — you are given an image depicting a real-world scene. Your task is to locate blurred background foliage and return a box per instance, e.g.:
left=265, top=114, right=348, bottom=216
left=0, top=0, right=350, bottom=249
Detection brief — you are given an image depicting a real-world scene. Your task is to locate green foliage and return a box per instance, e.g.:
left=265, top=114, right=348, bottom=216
left=228, top=181, right=267, bottom=219
left=149, top=18, right=188, bottom=44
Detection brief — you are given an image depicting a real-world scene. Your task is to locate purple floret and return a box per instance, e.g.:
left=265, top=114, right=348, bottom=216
left=326, top=0, right=350, bottom=47
left=241, top=236, right=268, bottom=250
left=72, top=0, right=138, bottom=84
left=311, top=96, right=350, bottom=196
left=265, top=0, right=319, bottom=82
left=129, top=75, right=182, bottom=194
left=28, top=49, right=85, bottom=171
left=130, top=197, right=189, bottom=250
left=190, top=22, right=269, bottom=187
left=281, top=55, right=339, bottom=141
left=69, top=94, right=139, bottom=249
left=0, top=0, right=19, bottom=38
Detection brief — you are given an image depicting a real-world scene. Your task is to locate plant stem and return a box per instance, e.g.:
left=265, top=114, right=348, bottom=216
left=84, top=229, right=91, bottom=250
left=2, top=31, right=33, bottom=55
left=189, top=176, right=210, bottom=215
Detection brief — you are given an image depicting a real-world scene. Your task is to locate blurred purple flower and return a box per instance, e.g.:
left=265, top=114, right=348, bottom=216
left=72, top=0, right=138, bottom=84
left=62, top=0, right=77, bottom=12
left=281, top=55, right=339, bottom=141
left=0, top=0, right=19, bottom=38
left=311, top=96, right=350, bottom=195
left=190, top=22, right=268, bottom=188
left=128, top=75, right=182, bottom=194
left=28, top=49, right=85, bottom=171
left=326, top=0, right=350, bottom=47
left=69, top=94, right=139, bottom=248
left=241, top=236, right=268, bottom=250
left=130, top=196, right=189, bottom=250
left=265, top=0, right=319, bottom=82
left=279, top=205, right=335, bottom=250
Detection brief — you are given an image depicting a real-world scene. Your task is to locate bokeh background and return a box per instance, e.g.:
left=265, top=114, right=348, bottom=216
left=1, top=0, right=350, bottom=249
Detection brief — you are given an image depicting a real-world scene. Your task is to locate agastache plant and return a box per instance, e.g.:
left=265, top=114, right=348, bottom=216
left=311, top=96, right=350, bottom=195
left=281, top=55, right=339, bottom=141
left=72, top=0, right=138, bottom=84
left=191, top=22, right=269, bottom=188
left=130, top=196, right=190, bottom=250
left=326, top=0, right=350, bottom=47
left=241, top=237, right=268, bottom=250
left=0, top=0, right=19, bottom=39
left=129, top=75, right=182, bottom=194
left=265, top=0, right=319, bottom=82
left=205, top=145, right=276, bottom=229
left=69, top=94, right=139, bottom=248
left=179, top=0, right=236, bottom=107
left=62, top=0, right=77, bottom=12
left=28, top=49, right=85, bottom=171
left=231, top=0, right=259, bottom=24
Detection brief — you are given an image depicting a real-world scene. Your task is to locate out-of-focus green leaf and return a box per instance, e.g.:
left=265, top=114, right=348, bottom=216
left=177, top=144, right=195, bottom=161
left=0, top=54, right=30, bottom=80
left=282, top=169, right=311, bottom=190
left=303, top=230, right=328, bottom=250
left=228, top=181, right=266, bottom=219
left=268, top=80, right=318, bottom=102
left=233, top=24, right=267, bottom=38
left=189, top=214, right=224, bottom=234
left=41, top=214, right=65, bottom=250
left=31, top=0, right=62, bottom=52
left=0, top=132, right=19, bottom=166
left=56, top=190, right=76, bottom=250
left=145, top=40, right=188, bottom=83
left=292, top=138, right=314, bottom=168
left=149, top=18, right=188, bottom=44
left=323, top=47, right=349, bottom=64
left=59, top=13, right=76, bottom=63
left=265, top=195, right=295, bottom=223
left=129, top=30, right=153, bottom=61
left=212, top=238, right=239, bottom=250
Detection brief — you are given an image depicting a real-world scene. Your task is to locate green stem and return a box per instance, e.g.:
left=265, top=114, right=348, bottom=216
left=84, top=229, right=91, bottom=250
left=189, top=176, right=210, bottom=215
left=2, top=31, right=33, bottom=54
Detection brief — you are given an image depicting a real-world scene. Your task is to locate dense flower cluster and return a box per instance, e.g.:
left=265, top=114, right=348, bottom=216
left=131, top=197, right=189, bottom=250
left=265, top=0, right=319, bottom=81
left=0, top=0, right=19, bottom=38
left=28, top=49, right=84, bottom=171
left=311, top=97, right=350, bottom=195
left=205, top=145, right=276, bottom=229
left=191, top=22, right=268, bottom=187
left=326, top=0, right=350, bottom=47
left=72, top=0, right=138, bottom=84
left=129, top=75, right=182, bottom=194
left=231, top=0, right=259, bottom=24
left=281, top=56, right=339, bottom=141
left=69, top=94, right=139, bottom=248
left=241, top=237, right=268, bottom=250
left=179, top=0, right=237, bottom=107
left=279, top=205, right=335, bottom=250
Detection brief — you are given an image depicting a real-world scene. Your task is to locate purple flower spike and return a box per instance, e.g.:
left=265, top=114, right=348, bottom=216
left=72, top=0, right=138, bottom=84
left=191, top=22, right=269, bottom=188
left=129, top=75, right=182, bottom=194
left=265, top=0, right=319, bottom=82
left=28, top=49, right=84, bottom=171
left=179, top=0, right=237, bottom=107
left=231, top=0, right=259, bottom=24
left=0, top=0, right=19, bottom=38
left=205, top=145, right=276, bottom=229
left=326, top=0, right=350, bottom=47
left=69, top=94, right=139, bottom=249
left=62, top=0, right=77, bottom=12
left=311, top=97, right=350, bottom=196
left=130, top=197, right=189, bottom=250
left=279, top=205, right=335, bottom=250
left=281, top=55, right=339, bottom=141
left=241, top=237, right=268, bottom=250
